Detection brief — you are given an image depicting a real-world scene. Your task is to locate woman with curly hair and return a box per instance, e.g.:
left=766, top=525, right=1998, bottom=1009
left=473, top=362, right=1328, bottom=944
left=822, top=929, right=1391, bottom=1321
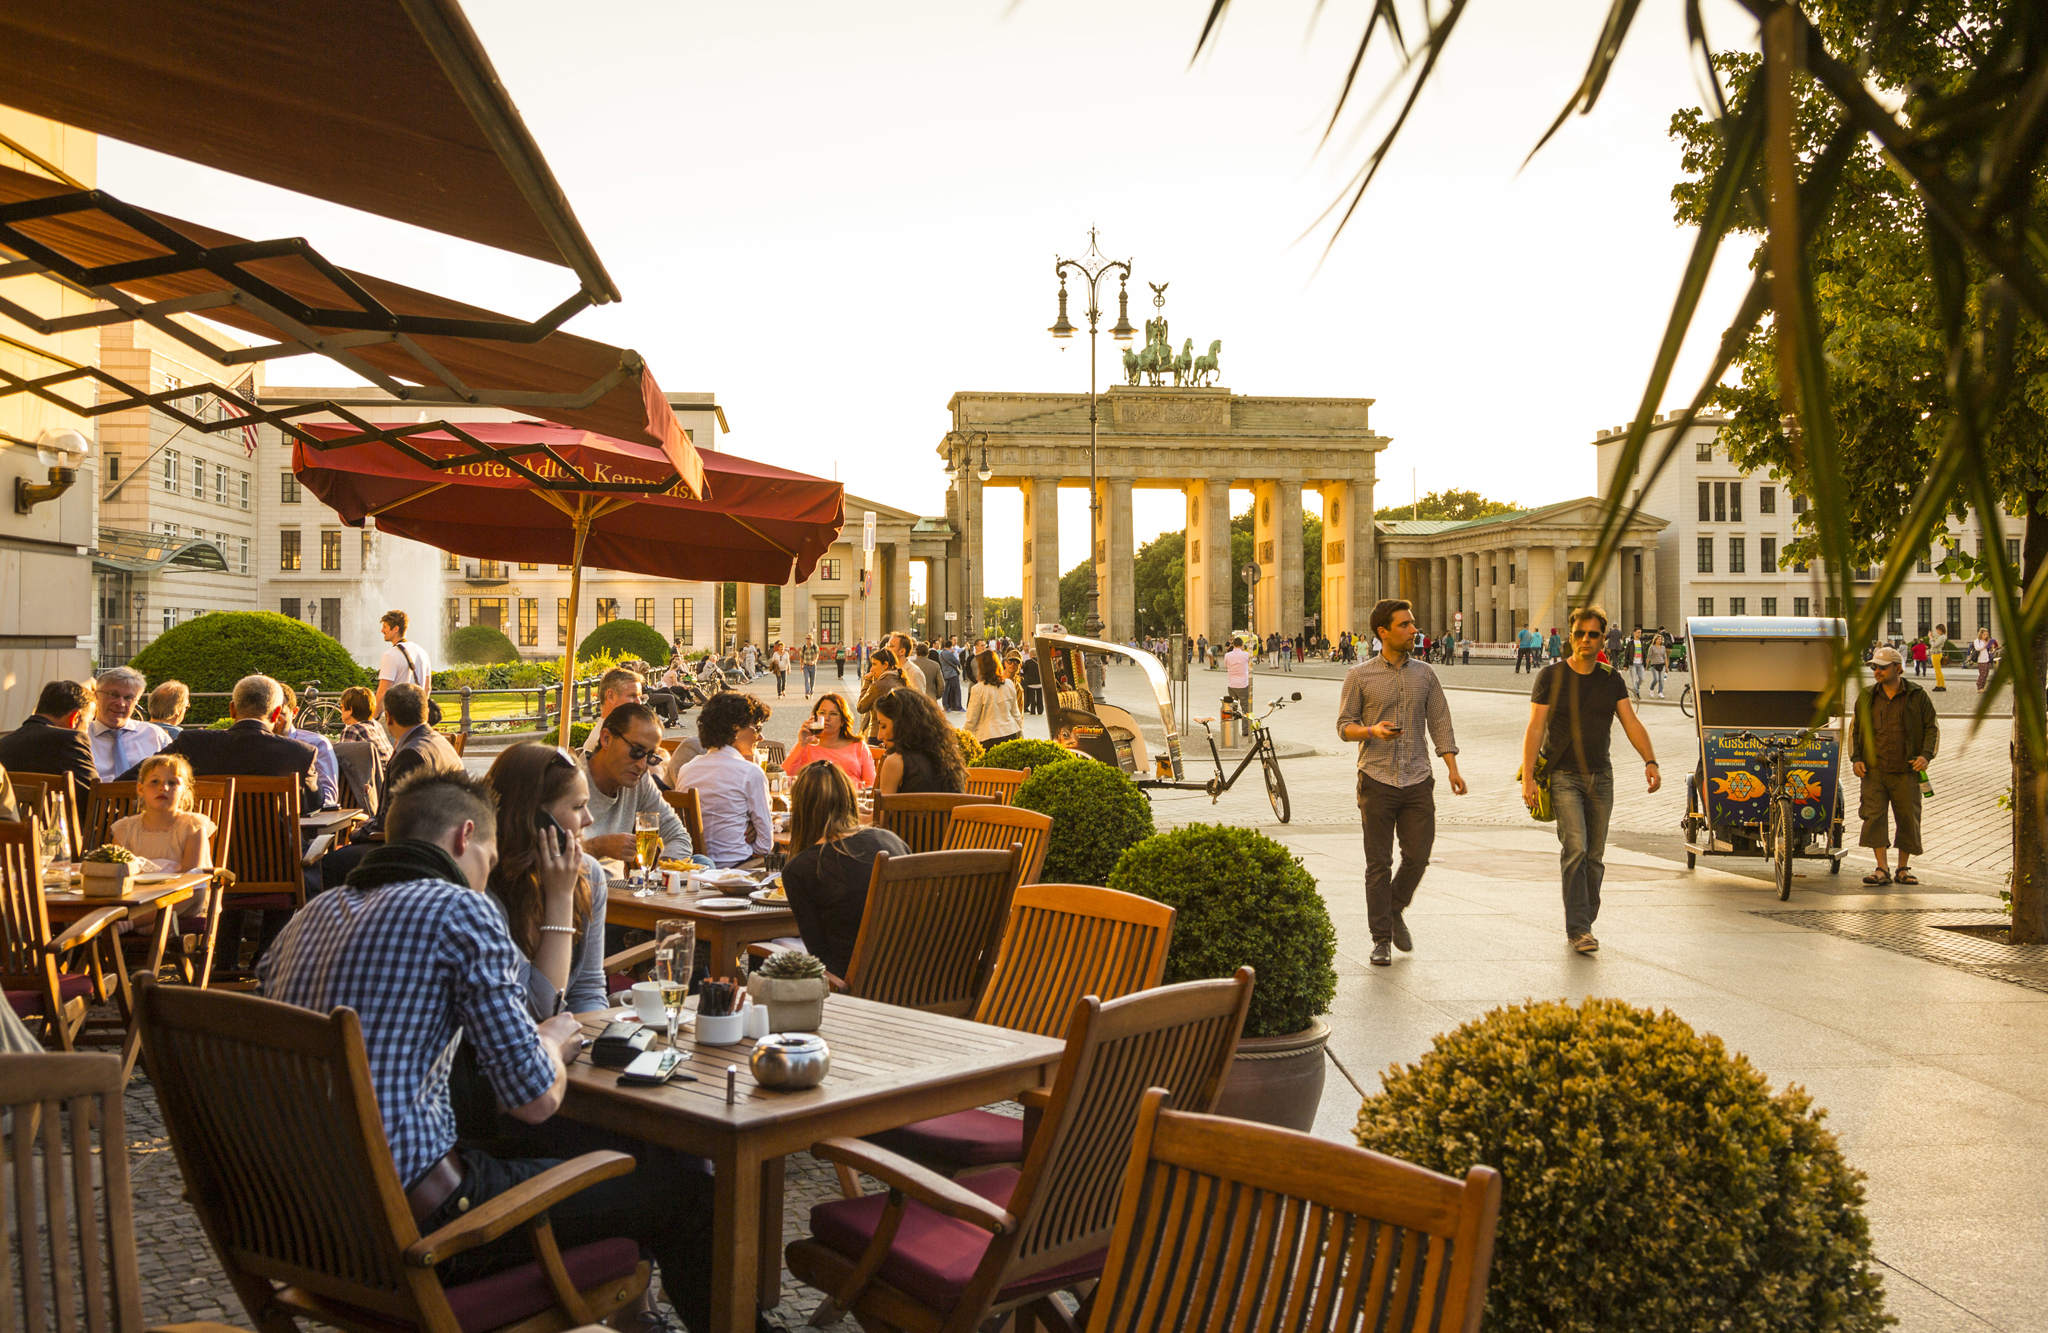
left=482, top=742, right=605, bottom=1015
left=873, top=685, right=967, bottom=796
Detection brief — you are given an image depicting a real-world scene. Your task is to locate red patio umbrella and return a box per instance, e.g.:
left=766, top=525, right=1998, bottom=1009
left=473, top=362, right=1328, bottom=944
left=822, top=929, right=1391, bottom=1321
left=294, top=419, right=843, bottom=741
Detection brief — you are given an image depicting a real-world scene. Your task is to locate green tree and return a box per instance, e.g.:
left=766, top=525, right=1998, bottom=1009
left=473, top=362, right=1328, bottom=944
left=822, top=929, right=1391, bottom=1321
left=982, top=596, right=1022, bottom=638
left=1374, top=489, right=1521, bottom=522
left=1132, top=530, right=1186, bottom=637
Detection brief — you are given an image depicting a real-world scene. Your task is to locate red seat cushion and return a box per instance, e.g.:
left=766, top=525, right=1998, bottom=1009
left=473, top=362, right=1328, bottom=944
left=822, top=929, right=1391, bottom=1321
left=6, top=973, right=93, bottom=1019
left=868, top=1110, right=1024, bottom=1168
left=808, top=1167, right=1103, bottom=1313
left=440, top=1237, right=641, bottom=1333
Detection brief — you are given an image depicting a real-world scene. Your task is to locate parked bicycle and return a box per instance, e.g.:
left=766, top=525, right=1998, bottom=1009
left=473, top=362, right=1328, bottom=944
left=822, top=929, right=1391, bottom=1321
left=1733, top=729, right=1821, bottom=900
left=293, top=679, right=347, bottom=736
left=1185, top=692, right=1298, bottom=823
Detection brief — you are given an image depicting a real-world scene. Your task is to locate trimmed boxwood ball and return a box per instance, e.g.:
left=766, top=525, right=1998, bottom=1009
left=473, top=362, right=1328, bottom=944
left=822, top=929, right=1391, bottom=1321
left=1014, top=759, right=1154, bottom=887
left=131, top=612, right=367, bottom=726
left=954, top=728, right=985, bottom=769
left=577, top=618, right=669, bottom=664
left=1107, top=823, right=1336, bottom=1038
left=1354, top=998, right=1890, bottom=1333
left=445, top=623, right=521, bottom=665
left=980, top=738, right=1074, bottom=772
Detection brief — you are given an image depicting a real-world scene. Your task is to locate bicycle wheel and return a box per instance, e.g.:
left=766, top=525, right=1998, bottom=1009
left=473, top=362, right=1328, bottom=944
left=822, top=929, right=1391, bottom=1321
left=1678, top=684, right=1695, bottom=719
left=297, top=701, right=347, bottom=737
left=1261, top=749, right=1291, bottom=823
left=1773, top=798, right=1795, bottom=900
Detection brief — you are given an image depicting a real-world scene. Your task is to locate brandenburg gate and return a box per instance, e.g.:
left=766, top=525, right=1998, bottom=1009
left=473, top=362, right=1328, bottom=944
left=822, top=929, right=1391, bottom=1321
left=939, top=384, right=1390, bottom=643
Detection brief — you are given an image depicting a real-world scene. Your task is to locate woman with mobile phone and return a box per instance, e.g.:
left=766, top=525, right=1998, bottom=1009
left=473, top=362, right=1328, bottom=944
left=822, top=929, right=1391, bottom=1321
left=783, top=692, right=874, bottom=787
left=482, top=743, right=606, bottom=1015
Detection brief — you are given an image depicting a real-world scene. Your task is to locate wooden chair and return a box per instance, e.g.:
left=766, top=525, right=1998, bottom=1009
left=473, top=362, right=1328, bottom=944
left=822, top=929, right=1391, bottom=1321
left=2, top=1051, right=244, bottom=1333
left=872, top=791, right=996, bottom=855
left=861, top=883, right=1176, bottom=1186
left=660, top=787, right=707, bottom=857
left=761, top=739, right=788, bottom=770
left=332, top=739, right=385, bottom=817
left=1086, top=1090, right=1502, bottom=1333
left=11, top=771, right=83, bottom=860
left=210, top=775, right=304, bottom=981
left=86, top=778, right=236, bottom=986
left=941, top=804, right=1053, bottom=886
left=843, top=848, right=1020, bottom=1018
left=788, top=970, right=1254, bottom=1333
left=0, top=822, right=127, bottom=1050
left=963, top=766, right=1027, bottom=805
left=135, top=984, right=651, bottom=1333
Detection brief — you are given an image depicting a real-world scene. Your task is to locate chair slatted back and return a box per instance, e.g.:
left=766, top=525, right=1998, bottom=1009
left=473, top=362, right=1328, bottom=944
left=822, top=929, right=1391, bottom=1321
left=762, top=740, right=788, bottom=770
left=660, top=788, right=707, bottom=859
left=974, top=884, right=1173, bottom=1034
left=963, top=767, right=1027, bottom=805
left=10, top=773, right=81, bottom=860
left=872, top=791, right=995, bottom=855
left=136, top=985, right=453, bottom=1330
left=1, top=1052, right=148, bottom=1333
left=844, top=848, right=1019, bottom=1017
left=83, top=779, right=234, bottom=867
left=941, top=805, right=1052, bottom=886
left=222, top=775, right=304, bottom=906
left=0, top=819, right=53, bottom=988
left=1086, top=1092, right=1501, bottom=1333
left=439, top=731, right=468, bottom=758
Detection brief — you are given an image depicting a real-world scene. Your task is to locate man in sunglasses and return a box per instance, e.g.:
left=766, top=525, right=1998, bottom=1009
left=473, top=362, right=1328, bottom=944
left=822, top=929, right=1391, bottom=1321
left=580, top=703, right=703, bottom=870
left=1520, top=605, right=1661, bottom=955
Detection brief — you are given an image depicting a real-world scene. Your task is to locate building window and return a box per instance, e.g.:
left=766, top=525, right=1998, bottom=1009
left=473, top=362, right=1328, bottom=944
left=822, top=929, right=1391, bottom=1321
left=1791, top=493, right=1807, bottom=514
left=1759, top=485, right=1776, bottom=514
left=1760, top=536, right=1776, bottom=570
left=106, top=453, right=120, bottom=482
left=239, top=471, right=250, bottom=510
left=635, top=597, right=655, bottom=625
left=675, top=598, right=693, bottom=645
left=1508, top=564, right=1516, bottom=584
left=280, top=470, right=300, bottom=503
left=1490, top=566, right=1497, bottom=586
left=238, top=536, right=249, bottom=574
left=1698, top=597, right=1714, bottom=617
left=1713, top=482, right=1727, bottom=523
left=1888, top=598, right=1903, bottom=637
left=1978, top=597, right=1991, bottom=631
left=1761, top=597, right=1778, bottom=616
left=818, top=604, right=842, bottom=645
left=596, top=598, right=619, bottom=625
left=191, top=457, right=204, bottom=499
left=1728, top=537, right=1746, bottom=574
left=320, top=598, right=341, bottom=639
left=1792, top=559, right=1808, bottom=574
left=320, top=530, right=341, bottom=571
left=2008, top=538, right=2022, bottom=570
left=1825, top=596, right=1842, bottom=617
left=1729, top=597, right=1746, bottom=616
left=1696, top=537, right=1714, bottom=573
left=1696, top=441, right=1713, bottom=462
left=362, top=528, right=374, bottom=565
left=444, top=550, right=459, bottom=572
left=278, top=597, right=300, bottom=620
left=1946, top=597, right=1961, bottom=634
left=213, top=463, right=227, bottom=504
left=1697, top=482, right=1710, bottom=522
left=518, top=597, right=539, bottom=646
left=279, top=529, right=302, bottom=570
left=519, top=562, right=538, bottom=571
left=1728, top=482, right=1742, bottom=522
left=1916, top=598, right=1931, bottom=634
left=1568, top=561, right=1585, bottom=583
left=821, top=558, right=842, bottom=582
left=557, top=598, right=570, bottom=645
left=163, top=451, right=179, bottom=492
left=470, top=597, right=507, bottom=630
left=1794, top=597, right=1810, bottom=617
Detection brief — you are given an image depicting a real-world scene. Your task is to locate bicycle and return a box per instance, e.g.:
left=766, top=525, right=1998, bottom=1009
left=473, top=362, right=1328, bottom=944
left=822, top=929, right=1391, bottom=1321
left=293, top=679, right=347, bottom=737
left=1176, top=692, right=1298, bottom=823
left=1676, top=683, right=1696, bottom=717
left=1732, top=729, right=1813, bottom=901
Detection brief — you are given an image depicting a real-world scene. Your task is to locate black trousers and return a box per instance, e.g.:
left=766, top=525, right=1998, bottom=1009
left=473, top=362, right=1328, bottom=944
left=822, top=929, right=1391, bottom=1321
left=1358, top=773, right=1436, bottom=943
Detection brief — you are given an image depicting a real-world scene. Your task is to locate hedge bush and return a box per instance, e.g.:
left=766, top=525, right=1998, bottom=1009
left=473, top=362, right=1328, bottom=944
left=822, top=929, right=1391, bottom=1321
left=131, top=612, right=367, bottom=725
left=1354, top=998, right=1890, bottom=1333
left=955, top=728, right=985, bottom=769
left=1107, top=823, right=1336, bottom=1038
left=1015, top=759, right=1154, bottom=886
left=431, top=649, right=630, bottom=694
left=446, top=624, right=521, bottom=665
left=980, top=738, right=1075, bottom=772
left=577, top=619, right=668, bottom=664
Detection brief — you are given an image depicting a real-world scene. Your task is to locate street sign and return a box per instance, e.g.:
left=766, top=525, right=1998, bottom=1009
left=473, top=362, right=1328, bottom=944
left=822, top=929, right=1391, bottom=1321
left=1241, top=562, right=1260, bottom=586
left=943, top=611, right=958, bottom=621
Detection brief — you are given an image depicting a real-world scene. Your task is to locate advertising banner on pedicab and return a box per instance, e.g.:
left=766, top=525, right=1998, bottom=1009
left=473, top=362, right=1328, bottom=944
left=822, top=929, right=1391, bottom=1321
left=1701, top=727, right=1839, bottom=837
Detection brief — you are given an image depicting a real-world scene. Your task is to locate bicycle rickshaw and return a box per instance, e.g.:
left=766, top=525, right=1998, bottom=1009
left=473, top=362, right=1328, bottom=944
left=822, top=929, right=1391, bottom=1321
left=1033, top=631, right=1298, bottom=822
left=1678, top=616, right=1848, bottom=897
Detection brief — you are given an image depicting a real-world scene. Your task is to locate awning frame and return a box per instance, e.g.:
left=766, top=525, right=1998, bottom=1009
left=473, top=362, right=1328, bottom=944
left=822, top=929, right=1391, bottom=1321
left=92, top=526, right=228, bottom=574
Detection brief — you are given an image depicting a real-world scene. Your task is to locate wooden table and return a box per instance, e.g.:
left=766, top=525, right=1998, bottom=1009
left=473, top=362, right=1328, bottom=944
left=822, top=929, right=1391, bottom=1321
left=299, top=808, right=366, bottom=837
left=561, top=996, right=1064, bottom=1333
left=44, top=870, right=210, bottom=1079
left=604, top=886, right=798, bottom=975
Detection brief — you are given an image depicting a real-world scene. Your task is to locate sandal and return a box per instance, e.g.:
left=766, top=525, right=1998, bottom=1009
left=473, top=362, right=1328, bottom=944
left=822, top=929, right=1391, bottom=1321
left=1894, top=869, right=1918, bottom=885
left=1861, top=868, right=1892, bottom=885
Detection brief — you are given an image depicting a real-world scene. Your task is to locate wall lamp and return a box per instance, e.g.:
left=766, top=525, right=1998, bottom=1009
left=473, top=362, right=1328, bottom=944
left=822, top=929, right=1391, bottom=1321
left=15, top=427, right=89, bottom=515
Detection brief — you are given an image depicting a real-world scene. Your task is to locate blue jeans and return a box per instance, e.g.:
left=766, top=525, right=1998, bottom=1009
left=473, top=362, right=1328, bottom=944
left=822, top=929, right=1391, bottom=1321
left=1550, top=768, right=1613, bottom=938
left=803, top=662, right=816, bottom=693
left=1649, top=666, right=1665, bottom=696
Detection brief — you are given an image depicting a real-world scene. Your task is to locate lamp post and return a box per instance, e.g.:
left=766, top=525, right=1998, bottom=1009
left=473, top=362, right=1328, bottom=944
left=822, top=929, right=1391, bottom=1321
left=941, top=428, right=989, bottom=640
left=1050, top=229, right=1136, bottom=640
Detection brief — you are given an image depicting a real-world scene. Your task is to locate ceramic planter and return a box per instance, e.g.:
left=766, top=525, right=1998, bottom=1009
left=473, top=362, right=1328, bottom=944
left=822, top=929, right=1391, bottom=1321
left=747, top=974, right=828, bottom=1032
left=1211, top=1018, right=1330, bottom=1132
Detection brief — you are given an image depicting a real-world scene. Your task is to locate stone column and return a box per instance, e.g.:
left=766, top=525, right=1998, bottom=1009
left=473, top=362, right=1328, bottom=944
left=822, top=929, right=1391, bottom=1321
left=1510, top=545, right=1530, bottom=639
left=739, top=583, right=767, bottom=648
left=888, top=544, right=911, bottom=640
left=1185, top=478, right=1233, bottom=643
left=1316, top=481, right=1368, bottom=640
left=1276, top=478, right=1303, bottom=638
left=1023, top=477, right=1060, bottom=632
left=1249, top=481, right=1278, bottom=638
left=1429, top=557, right=1447, bottom=635
left=964, top=474, right=984, bottom=639
left=1641, top=544, right=1659, bottom=629
left=1600, top=546, right=1624, bottom=625
left=784, top=574, right=811, bottom=647
left=1095, top=477, right=1136, bottom=640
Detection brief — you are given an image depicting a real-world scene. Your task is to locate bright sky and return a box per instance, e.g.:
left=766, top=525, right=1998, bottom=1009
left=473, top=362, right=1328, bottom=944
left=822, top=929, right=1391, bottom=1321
left=99, top=0, right=1758, bottom=600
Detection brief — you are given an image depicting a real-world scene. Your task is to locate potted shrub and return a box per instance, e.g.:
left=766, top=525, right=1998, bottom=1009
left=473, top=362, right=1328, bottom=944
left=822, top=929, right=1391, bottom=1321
left=1356, top=998, right=1891, bottom=1332
left=1107, top=823, right=1337, bottom=1130
left=1016, top=760, right=1155, bottom=886
left=80, top=844, right=141, bottom=897
left=954, top=728, right=985, bottom=769
left=748, top=950, right=829, bottom=1032
left=979, top=738, right=1074, bottom=772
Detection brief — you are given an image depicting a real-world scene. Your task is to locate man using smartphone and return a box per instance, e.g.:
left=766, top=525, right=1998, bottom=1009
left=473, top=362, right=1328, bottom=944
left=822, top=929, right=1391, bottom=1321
left=1337, top=599, right=1466, bottom=966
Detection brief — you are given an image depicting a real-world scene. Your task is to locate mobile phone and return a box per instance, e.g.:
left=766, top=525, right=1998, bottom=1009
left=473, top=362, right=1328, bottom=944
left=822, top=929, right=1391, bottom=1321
left=535, top=807, right=568, bottom=852
left=619, top=1048, right=696, bottom=1086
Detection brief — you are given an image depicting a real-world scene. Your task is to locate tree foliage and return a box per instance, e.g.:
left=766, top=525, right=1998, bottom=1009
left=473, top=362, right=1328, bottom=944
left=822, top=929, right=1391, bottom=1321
left=446, top=623, right=522, bottom=666
left=1061, top=508, right=1325, bottom=636
left=576, top=618, right=669, bottom=664
left=1374, top=488, right=1521, bottom=523
left=131, top=612, right=367, bottom=726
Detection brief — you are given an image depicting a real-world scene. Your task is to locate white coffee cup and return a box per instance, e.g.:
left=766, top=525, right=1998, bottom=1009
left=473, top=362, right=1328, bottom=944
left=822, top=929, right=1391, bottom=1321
left=630, top=981, right=668, bottom=1026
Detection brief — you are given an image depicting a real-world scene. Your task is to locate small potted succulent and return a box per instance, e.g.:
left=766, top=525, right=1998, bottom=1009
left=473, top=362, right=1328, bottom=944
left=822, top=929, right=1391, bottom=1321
left=80, top=844, right=141, bottom=897
left=748, top=950, right=829, bottom=1032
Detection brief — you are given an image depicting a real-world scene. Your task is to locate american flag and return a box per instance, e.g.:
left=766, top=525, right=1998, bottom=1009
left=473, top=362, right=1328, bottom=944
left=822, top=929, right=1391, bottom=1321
left=214, top=380, right=260, bottom=457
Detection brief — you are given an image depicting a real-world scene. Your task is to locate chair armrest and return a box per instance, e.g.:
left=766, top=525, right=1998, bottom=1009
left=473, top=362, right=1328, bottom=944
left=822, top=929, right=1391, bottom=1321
left=811, top=1137, right=1015, bottom=1234
left=50, top=907, right=129, bottom=952
left=745, top=940, right=792, bottom=963
left=404, top=1151, right=636, bottom=1267
left=1018, top=1086, right=1053, bottom=1111
left=604, top=939, right=658, bottom=973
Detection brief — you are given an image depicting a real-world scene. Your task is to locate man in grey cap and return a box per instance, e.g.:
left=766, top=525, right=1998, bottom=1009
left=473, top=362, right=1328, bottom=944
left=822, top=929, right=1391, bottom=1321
left=1851, top=644, right=1938, bottom=886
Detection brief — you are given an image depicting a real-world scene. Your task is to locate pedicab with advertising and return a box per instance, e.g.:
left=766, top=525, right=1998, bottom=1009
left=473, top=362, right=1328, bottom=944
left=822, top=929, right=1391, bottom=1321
left=1678, top=616, right=1849, bottom=898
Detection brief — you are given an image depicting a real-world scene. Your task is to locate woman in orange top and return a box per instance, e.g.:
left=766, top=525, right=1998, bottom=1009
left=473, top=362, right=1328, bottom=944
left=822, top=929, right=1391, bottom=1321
left=782, top=692, right=876, bottom=788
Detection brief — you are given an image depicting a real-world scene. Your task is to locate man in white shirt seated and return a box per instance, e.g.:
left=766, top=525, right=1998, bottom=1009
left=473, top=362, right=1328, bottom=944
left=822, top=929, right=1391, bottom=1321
left=88, top=666, right=168, bottom=782
left=578, top=703, right=707, bottom=870
left=673, top=692, right=773, bottom=868
left=579, top=667, right=649, bottom=756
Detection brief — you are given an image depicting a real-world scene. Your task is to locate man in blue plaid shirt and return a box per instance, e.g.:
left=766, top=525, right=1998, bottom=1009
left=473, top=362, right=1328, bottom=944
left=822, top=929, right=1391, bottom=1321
left=260, top=769, right=725, bottom=1332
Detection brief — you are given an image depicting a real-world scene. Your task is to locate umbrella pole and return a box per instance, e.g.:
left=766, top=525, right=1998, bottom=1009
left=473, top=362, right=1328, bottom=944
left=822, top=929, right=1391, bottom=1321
left=558, top=501, right=593, bottom=748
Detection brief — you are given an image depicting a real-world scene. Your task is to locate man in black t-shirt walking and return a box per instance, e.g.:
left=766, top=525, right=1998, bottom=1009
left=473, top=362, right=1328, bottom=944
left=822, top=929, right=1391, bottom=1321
left=1520, top=605, right=1661, bottom=954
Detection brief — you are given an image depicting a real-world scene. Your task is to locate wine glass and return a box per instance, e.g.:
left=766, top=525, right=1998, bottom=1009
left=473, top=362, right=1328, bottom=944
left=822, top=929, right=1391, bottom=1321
left=654, top=919, right=695, bottom=1044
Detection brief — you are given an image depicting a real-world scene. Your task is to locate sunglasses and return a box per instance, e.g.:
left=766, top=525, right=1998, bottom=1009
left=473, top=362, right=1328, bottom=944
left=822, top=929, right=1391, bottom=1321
left=609, top=739, right=660, bottom=764
left=1572, top=629, right=1604, bottom=639
left=549, top=745, right=578, bottom=769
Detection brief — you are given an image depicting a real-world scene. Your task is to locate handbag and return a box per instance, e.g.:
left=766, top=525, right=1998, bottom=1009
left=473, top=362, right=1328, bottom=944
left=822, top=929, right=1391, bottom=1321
left=1515, top=751, right=1555, bottom=823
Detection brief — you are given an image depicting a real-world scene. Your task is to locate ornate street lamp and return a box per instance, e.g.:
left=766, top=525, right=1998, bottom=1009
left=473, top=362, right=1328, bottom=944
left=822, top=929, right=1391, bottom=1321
left=1051, top=229, right=1135, bottom=639
left=942, top=428, right=988, bottom=638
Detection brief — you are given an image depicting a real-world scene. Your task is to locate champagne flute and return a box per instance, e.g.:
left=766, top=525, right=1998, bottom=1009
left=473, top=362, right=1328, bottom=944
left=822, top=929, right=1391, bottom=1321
left=654, top=919, right=695, bottom=1045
